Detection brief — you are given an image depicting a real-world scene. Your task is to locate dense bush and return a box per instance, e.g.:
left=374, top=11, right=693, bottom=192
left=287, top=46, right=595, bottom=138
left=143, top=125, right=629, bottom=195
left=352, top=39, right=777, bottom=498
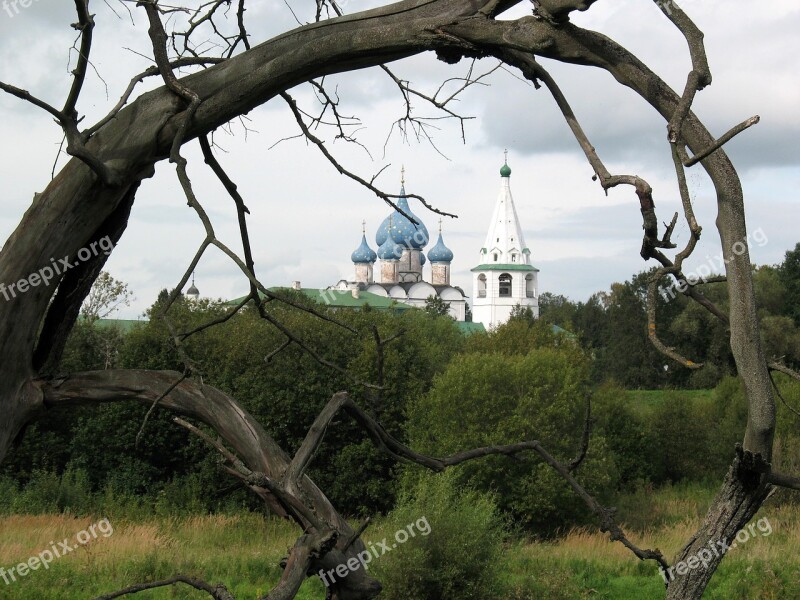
left=592, top=383, right=660, bottom=487
left=648, top=393, right=717, bottom=481
left=408, top=321, right=619, bottom=534
left=0, top=467, right=93, bottom=515
left=372, top=471, right=506, bottom=600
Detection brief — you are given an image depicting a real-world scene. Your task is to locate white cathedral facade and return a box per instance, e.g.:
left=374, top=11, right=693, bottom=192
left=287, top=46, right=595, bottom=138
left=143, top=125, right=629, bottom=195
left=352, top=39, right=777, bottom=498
left=329, top=158, right=539, bottom=326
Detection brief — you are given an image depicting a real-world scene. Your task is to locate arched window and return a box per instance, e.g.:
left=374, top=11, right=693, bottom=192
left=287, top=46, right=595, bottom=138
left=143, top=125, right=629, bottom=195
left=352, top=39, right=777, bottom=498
left=526, top=274, right=535, bottom=298
left=499, top=273, right=512, bottom=298
left=511, top=254, right=516, bottom=263
left=477, top=274, right=487, bottom=298
left=493, top=253, right=498, bottom=262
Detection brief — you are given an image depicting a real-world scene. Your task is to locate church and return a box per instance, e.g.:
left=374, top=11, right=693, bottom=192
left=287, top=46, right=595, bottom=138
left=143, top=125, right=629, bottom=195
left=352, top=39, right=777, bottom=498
left=328, top=168, right=468, bottom=321
left=471, top=157, right=540, bottom=327
left=328, top=156, right=540, bottom=327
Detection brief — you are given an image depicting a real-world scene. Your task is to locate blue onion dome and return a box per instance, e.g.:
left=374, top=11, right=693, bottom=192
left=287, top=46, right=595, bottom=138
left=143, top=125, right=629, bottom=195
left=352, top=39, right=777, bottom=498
left=375, top=186, right=429, bottom=249
left=377, top=233, right=403, bottom=260
left=427, top=232, right=454, bottom=263
left=351, top=233, right=377, bottom=263
left=420, top=252, right=426, bottom=266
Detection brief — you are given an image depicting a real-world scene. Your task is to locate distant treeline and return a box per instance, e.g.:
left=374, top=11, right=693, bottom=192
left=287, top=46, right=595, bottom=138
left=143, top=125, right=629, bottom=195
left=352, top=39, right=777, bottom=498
left=537, top=242, right=800, bottom=389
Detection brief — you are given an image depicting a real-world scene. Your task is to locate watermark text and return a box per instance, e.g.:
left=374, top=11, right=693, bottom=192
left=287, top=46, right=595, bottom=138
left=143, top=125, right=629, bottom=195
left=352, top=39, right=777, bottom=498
left=1, top=518, right=114, bottom=585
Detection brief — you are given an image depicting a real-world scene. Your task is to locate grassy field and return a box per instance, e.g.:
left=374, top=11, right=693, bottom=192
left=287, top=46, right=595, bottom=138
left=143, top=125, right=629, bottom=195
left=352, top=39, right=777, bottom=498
left=0, top=484, right=798, bottom=599
left=624, top=389, right=715, bottom=418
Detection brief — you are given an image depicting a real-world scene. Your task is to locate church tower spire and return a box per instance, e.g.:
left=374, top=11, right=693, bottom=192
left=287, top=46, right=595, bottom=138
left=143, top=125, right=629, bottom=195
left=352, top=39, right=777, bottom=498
left=471, top=153, right=539, bottom=328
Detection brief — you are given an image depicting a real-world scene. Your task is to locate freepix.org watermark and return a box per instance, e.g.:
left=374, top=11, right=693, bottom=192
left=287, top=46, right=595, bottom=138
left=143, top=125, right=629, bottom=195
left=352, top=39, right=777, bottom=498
left=0, top=518, right=114, bottom=585
left=659, top=516, right=772, bottom=583
left=2, top=0, right=41, bottom=18
left=0, top=236, right=115, bottom=302
left=318, top=516, right=431, bottom=587
left=659, top=227, right=768, bottom=302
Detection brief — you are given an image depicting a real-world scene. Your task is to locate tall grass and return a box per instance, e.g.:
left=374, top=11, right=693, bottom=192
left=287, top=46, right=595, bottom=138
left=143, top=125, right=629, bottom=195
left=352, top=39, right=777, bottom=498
left=0, top=484, right=797, bottom=599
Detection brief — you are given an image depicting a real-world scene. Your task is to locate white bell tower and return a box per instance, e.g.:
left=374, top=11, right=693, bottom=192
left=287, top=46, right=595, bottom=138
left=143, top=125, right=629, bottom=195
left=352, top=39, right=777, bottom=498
left=471, top=153, right=539, bottom=328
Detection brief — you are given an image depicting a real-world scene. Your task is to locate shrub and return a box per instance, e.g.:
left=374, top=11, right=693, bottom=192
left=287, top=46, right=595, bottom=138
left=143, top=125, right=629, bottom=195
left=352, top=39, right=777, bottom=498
left=648, top=394, right=716, bottom=482
left=592, top=383, right=659, bottom=487
left=0, top=476, right=18, bottom=515
left=155, top=473, right=210, bottom=517
left=372, top=471, right=506, bottom=600
left=407, top=350, right=619, bottom=533
left=11, top=467, right=94, bottom=515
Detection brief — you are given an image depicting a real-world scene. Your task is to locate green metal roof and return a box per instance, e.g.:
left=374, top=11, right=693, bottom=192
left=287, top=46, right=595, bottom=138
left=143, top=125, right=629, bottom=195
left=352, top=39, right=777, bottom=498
left=470, top=263, right=539, bottom=272
left=301, top=288, right=408, bottom=310
left=93, top=318, right=146, bottom=333
left=551, top=324, right=578, bottom=339
left=457, top=321, right=486, bottom=335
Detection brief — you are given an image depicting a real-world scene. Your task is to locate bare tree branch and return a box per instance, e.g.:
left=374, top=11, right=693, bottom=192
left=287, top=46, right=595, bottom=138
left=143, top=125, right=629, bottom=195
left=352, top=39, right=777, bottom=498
left=684, top=116, right=760, bottom=167
left=568, top=394, right=592, bottom=471
left=380, top=59, right=499, bottom=144
left=651, top=0, right=711, bottom=142
left=280, top=91, right=457, bottom=221
left=94, top=574, right=235, bottom=600
left=63, top=0, right=95, bottom=120
left=0, top=81, right=63, bottom=120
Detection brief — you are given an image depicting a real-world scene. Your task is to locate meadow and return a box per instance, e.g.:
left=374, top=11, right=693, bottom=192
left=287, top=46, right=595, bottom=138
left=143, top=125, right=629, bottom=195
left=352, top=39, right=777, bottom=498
left=0, top=482, right=797, bottom=599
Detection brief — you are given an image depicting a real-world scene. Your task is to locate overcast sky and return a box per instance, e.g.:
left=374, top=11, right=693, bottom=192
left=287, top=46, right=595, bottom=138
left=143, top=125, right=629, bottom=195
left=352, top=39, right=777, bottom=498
left=0, top=0, right=797, bottom=319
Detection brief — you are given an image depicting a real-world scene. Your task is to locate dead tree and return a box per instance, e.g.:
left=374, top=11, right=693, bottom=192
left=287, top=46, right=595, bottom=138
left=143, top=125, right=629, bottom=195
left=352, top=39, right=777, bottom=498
left=1, top=1, right=798, bottom=599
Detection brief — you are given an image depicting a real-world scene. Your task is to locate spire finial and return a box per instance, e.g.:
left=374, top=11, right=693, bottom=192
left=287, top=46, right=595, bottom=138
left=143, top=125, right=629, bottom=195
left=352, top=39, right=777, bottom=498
left=401, top=165, right=405, bottom=186
left=186, top=270, right=200, bottom=299
left=438, top=218, right=442, bottom=234
left=500, top=151, right=512, bottom=177
left=362, top=219, right=366, bottom=235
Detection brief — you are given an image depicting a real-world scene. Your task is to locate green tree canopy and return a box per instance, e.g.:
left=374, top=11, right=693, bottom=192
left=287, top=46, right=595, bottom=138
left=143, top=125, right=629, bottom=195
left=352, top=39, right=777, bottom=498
left=407, top=336, right=617, bottom=533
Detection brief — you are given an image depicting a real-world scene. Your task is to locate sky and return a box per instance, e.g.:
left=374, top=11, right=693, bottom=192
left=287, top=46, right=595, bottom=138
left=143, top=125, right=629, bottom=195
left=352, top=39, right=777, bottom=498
left=0, top=0, right=798, bottom=319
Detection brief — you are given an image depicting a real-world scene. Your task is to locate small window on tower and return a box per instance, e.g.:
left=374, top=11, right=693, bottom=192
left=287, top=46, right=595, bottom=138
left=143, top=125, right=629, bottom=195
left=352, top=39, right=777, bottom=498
left=511, top=254, right=516, bottom=262
left=493, top=253, right=498, bottom=262
left=496, top=237, right=499, bottom=242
